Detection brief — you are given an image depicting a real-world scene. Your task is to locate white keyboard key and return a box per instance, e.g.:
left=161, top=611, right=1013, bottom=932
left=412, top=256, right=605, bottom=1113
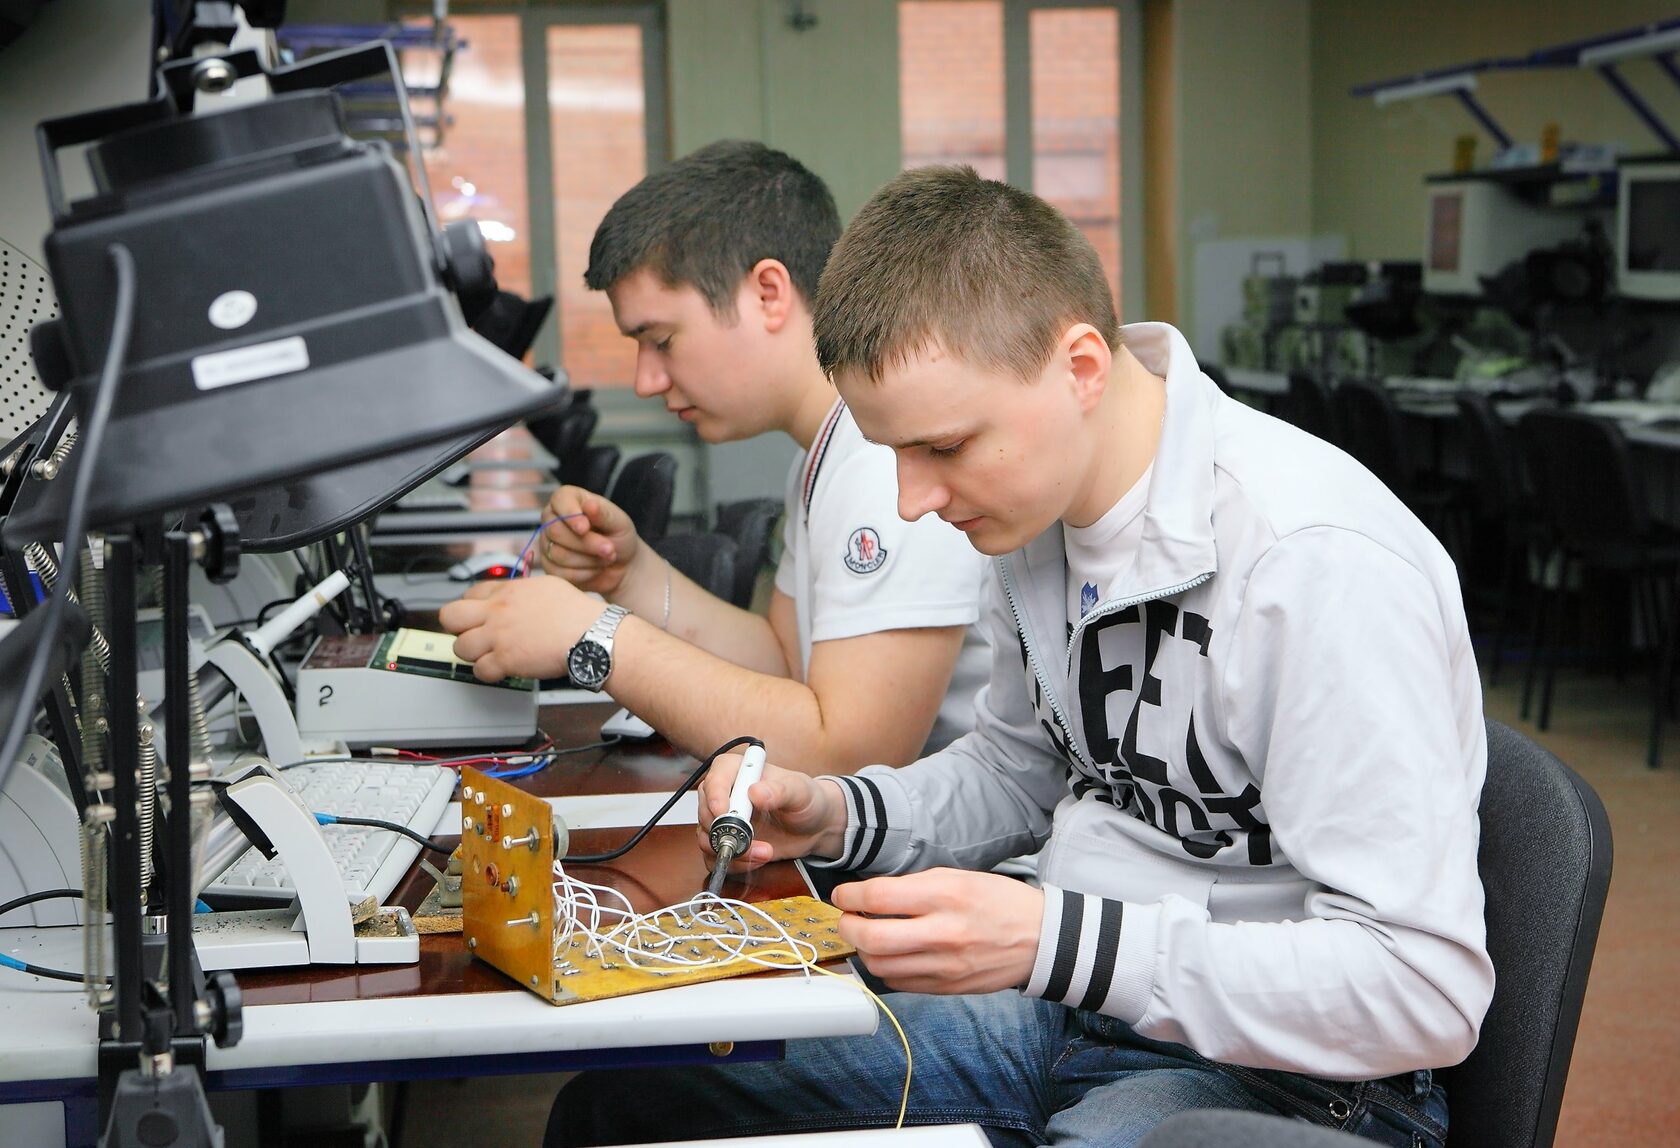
left=202, top=760, right=456, bottom=907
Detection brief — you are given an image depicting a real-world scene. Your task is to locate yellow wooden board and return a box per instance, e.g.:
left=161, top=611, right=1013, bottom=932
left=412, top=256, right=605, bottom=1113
left=460, top=769, right=855, bottom=1005
left=546, top=895, right=853, bottom=1006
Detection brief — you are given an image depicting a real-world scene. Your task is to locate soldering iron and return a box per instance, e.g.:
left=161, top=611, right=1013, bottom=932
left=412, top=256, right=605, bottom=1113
left=703, top=742, right=768, bottom=896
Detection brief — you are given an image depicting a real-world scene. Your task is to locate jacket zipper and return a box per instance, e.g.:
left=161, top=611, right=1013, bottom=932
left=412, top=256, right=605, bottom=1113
left=998, top=558, right=1098, bottom=773
left=1063, top=571, right=1216, bottom=675
left=998, top=559, right=1214, bottom=771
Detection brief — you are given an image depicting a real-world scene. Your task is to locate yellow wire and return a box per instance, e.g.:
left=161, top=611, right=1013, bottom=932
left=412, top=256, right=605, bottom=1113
left=681, top=946, right=913, bottom=1130
left=555, top=899, right=914, bottom=1129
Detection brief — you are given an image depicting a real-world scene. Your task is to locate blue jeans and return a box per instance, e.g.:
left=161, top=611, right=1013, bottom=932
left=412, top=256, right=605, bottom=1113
left=546, top=990, right=1448, bottom=1148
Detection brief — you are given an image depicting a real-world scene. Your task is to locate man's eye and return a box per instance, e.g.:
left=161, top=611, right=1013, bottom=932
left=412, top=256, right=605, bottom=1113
left=930, top=440, right=965, bottom=457
left=655, top=337, right=673, bottom=353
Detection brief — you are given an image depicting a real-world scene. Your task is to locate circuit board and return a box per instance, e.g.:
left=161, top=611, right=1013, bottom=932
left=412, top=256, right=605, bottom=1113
left=368, top=628, right=533, bottom=691
left=458, top=768, right=854, bottom=1005
left=546, top=895, right=851, bottom=1005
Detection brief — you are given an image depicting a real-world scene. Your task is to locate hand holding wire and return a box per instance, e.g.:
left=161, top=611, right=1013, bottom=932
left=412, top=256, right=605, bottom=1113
left=538, top=485, right=644, bottom=595
left=832, top=869, right=1045, bottom=996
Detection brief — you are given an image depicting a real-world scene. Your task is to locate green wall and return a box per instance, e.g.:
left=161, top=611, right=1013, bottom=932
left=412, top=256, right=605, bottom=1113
left=1169, top=0, right=1314, bottom=341
left=1312, top=0, right=1680, bottom=261
left=667, top=0, right=902, bottom=224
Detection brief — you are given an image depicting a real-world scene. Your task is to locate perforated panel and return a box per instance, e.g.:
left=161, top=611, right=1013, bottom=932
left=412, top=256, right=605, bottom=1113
left=0, top=238, right=59, bottom=442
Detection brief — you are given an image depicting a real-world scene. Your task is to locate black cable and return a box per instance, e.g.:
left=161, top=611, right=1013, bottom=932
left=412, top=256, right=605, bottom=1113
left=347, top=524, right=384, bottom=633
left=318, top=814, right=454, bottom=856
left=550, top=737, right=622, bottom=757
left=0, top=890, right=105, bottom=983
left=0, top=243, right=136, bottom=794
left=252, top=596, right=295, bottom=626
left=564, top=735, right=764, bottom=865
left=0, top=887, right=83, bottom=919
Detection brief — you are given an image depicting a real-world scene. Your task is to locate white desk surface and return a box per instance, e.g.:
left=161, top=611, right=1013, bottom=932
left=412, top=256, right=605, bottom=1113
left=0, top=922, right=877, bottom=1086
left=0, top=782, right=868, bottom=1088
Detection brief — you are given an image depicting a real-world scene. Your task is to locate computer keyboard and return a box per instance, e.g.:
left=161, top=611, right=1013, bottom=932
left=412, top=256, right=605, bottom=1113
left=200, top=760, right=456, bottom=909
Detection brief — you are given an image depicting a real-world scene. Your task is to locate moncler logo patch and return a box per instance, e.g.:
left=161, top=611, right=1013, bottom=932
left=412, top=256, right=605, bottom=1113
left=843, top=526, right=888, bottom=574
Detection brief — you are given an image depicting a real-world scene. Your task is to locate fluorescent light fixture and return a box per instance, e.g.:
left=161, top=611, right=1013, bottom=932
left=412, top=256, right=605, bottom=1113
left=1373, top=73, right=1477, bottom=107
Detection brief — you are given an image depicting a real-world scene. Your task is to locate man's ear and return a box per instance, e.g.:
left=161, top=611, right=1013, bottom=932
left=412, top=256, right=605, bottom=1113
left=746, top=258, right=796, bottom=334
left=1065, top=325, right=1112, bottom=413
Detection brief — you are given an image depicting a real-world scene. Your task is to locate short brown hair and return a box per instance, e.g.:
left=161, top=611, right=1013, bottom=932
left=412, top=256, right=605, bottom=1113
left=585, top=140, right=840, bottom=318
left=813, top=166, right=1119, bottom=383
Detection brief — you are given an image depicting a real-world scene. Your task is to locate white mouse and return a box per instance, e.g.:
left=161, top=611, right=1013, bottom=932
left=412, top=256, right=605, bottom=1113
left=448, top=551, right=524, bottom=582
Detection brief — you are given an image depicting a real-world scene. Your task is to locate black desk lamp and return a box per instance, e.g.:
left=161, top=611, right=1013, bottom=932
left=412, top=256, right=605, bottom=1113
left=7, top=43, right=566, bottom=545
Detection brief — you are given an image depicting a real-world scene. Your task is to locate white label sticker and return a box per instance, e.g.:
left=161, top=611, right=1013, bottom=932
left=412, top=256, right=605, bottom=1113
left=208, top=290, right=258, bottom=330
left=191, top=336, right=310, bottom=391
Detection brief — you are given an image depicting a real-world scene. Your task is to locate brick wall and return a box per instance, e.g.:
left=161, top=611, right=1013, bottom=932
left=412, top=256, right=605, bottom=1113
left=411, top=15, right=532, bottom=298
left=411, top=16, right=648, bottom=388
left=548, top=24, right=646, bottom=390
left=900, top=2, right=1122, bottom=309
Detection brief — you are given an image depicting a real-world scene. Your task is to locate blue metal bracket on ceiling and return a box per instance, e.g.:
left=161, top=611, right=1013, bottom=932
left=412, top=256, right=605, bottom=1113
left=1351, top=17, right=1680, bottom=155
left=1350, top=61, right=1523, bottom=151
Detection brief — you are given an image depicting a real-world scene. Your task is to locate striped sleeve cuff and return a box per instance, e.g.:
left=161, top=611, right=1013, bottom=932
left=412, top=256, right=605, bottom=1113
left=1024, top=885, right=1159, bottom=1022
left=803, top=769, right=914, bottom=873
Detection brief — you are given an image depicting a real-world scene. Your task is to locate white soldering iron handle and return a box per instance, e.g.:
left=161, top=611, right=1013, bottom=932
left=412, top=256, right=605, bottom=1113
left=245, top=570, right=351, bottom=658
left=723, top=743, right=767, bottom=826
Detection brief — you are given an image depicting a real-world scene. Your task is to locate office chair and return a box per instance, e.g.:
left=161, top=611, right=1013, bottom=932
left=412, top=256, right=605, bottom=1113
left=471, top=291, right=554, bottom=361
left=714, top=497, right=783, bottom=609
left=576, top=443, right=620, bottom=496
left=1138, top=718, right=1611, bottom=1148
left=1456, top=393, right=1541, bottom=685
left=1330, top=379, right=1461, bottom=550
left=530, top=402, right=598, bottom=474
left=654, top=532, right=737, bottom=604
left=609, top=451, right=678, bottom=545
left=1516, top=408, right=1680, bottom=767
left=1284, top=371, right=1338, bottom=445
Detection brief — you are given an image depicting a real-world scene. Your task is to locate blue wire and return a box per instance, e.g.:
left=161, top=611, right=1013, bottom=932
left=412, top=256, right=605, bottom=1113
left=512, top=513, right=589, bottom=578
left=485, top=755, right=552, bottom=780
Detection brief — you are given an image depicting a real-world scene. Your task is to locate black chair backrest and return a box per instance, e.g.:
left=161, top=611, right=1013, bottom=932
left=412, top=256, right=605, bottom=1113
left=1330, top=379, right=1411, bottom=494
left=1437, top=718, right=1612, bottom=1148
left=654, top=532, right=737, bottom=603
left=1145, top=720, right=1611, bottom=1148
left=537, top=405, right=599, bottom=485
left=714, top=497, right=783, bottom=609
left=1455, top=392, right=1520, bottom=519
left=609, top=451, right=678, bottom=544
left=1516, top=408, right=1650, bottom=550
left=577, top=443, right=620, bottom=496
left=1285, top=371, right=1337, bottom=444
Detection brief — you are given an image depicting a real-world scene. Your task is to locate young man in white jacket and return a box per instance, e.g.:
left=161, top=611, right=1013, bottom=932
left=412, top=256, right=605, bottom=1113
left=548, top=168, right=1492, bottom=1148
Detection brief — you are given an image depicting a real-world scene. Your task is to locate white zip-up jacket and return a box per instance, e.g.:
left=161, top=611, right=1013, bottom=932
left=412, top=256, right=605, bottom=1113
left=817, top=323, right=1494, bottom=1081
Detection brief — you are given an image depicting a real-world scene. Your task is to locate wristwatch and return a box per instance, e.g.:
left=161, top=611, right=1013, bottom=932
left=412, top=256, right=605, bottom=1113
left=567, top=603, right=630, bottom=692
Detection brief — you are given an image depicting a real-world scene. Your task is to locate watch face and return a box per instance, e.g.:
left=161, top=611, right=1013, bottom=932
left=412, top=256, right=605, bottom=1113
left=568, top=641, right=611, bottom=690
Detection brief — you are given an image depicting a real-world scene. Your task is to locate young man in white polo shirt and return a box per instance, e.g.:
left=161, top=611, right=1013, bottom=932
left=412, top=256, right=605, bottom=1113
left=441, top=141, right=989, bottom=770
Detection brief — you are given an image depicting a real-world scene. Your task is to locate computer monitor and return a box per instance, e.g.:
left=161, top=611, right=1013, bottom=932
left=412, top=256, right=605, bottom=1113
left=1423, top=180, right=1584, bottom=296
left=1616, top=161, right=1680, bottom=301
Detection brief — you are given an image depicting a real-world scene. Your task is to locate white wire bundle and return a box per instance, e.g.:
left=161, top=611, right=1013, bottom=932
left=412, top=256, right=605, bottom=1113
left=550, top=860, right=821, bottom=976
left=548, top=858, right=916, bottom=1128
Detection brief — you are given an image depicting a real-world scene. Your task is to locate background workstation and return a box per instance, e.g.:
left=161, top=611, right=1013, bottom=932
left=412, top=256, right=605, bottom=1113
left=2, top=1, right=1679, bottom=1146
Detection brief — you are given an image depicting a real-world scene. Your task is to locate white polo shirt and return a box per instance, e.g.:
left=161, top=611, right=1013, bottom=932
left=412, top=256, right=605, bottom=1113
left=773, top=399, right=991, bottom=756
